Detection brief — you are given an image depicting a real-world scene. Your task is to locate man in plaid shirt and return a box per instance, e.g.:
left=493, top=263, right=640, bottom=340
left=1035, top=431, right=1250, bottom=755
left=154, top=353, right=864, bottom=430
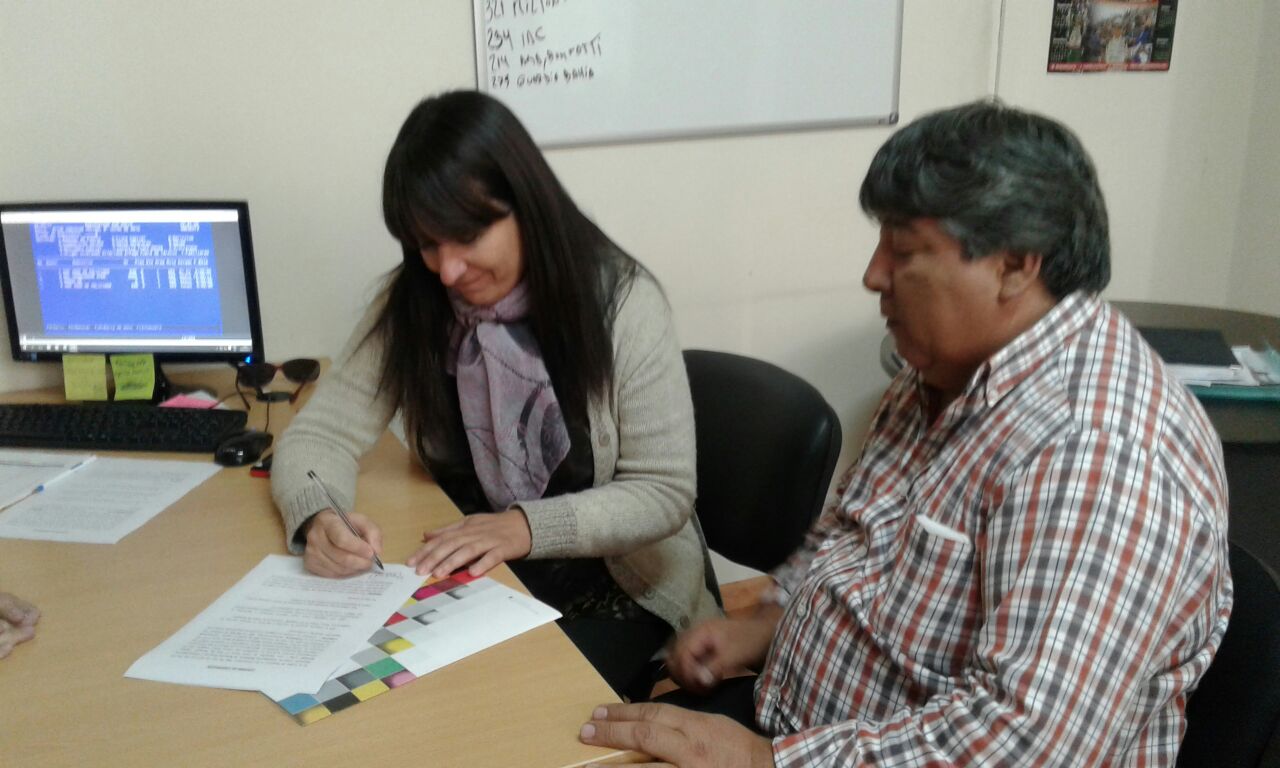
left=579, top=101, right=1231, bottom=767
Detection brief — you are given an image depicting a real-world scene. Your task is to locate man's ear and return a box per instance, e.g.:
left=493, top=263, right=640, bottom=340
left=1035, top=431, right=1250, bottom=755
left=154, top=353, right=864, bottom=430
left=997, top=250, right=1044, bottom=301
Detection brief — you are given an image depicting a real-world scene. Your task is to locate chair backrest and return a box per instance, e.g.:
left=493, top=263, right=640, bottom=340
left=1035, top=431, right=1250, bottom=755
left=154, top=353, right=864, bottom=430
left=683, top=349, right=842, bottom=574
left=1177, top=542, right=1280, bottom=767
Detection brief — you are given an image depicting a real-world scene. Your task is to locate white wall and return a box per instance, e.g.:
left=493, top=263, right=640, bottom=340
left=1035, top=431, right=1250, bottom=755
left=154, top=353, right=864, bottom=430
left=997, top=1, right=1267, bottom=307
left=2, top=1, right=1276, bottom=464
left=1229, top=0, right=1280, bottom=316
left=0, top=0, right=478, bottom=391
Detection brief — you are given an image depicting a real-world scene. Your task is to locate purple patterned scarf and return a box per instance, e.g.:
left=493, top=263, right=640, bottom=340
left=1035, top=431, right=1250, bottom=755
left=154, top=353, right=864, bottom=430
left=446, top=282, right=570, bottom=511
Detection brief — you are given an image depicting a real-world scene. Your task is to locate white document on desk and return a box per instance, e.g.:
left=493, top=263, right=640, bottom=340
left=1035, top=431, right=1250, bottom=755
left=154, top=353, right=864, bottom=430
left=127, top=555, right=422, bottom=694
left=0, top=457, right=220, bottom=544
left=0, top=450, right=95, bottom=510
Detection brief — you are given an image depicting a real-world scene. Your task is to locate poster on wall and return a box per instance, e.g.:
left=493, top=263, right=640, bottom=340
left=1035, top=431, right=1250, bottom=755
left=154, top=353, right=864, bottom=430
left=1048, top=0, right=1178, bottom=72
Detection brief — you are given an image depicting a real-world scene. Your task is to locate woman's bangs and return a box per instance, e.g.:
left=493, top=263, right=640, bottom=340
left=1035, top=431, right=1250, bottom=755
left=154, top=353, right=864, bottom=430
left=394, top=172, right=508, bottom=249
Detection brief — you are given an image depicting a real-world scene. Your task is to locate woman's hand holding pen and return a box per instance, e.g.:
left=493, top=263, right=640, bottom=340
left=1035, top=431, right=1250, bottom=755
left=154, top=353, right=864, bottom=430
left=302, top=510, right=384, bottom=577
left=407, top=509, right=532, bottom=578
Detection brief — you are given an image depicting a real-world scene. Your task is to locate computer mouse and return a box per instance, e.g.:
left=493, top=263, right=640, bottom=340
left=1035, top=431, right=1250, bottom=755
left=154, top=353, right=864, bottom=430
left=214, top=429, right=274, bottom=467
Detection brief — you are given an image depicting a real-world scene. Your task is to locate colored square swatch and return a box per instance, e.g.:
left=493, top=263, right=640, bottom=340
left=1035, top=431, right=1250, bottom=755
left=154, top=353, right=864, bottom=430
left=351, top=680, right=390, bottom=701
left=383, top=669, right=416, bottom=688
left=367, top=627, right=397, bottom=646
left=323, top=692, right=360, bottom=713
left=378, top=636, right=413, bottom=654
left=315, top=679, right=350, bottom=702
left=398, top=600, right=435, bottom=619
left=295, top=705, right=331, bottom=725
left=277, top=693, right=319, bottom=715
left=351, top=646, right=388, bottom=667
left=365, top=657, right=405, bottom=678
left=387, top=619, right=422, bottom=638
left=267, top=571, right=557, bottom=726
left=337, top=668, right=374, bottom=690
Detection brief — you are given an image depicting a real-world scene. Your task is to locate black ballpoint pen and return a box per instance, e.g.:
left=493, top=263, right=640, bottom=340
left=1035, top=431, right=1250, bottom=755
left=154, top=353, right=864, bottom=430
left=306, top=469, right=385, bottom=572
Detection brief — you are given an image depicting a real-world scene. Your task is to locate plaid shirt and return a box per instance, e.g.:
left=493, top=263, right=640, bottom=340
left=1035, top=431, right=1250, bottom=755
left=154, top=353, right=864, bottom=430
left=758, top=293, right=1231, bottom=767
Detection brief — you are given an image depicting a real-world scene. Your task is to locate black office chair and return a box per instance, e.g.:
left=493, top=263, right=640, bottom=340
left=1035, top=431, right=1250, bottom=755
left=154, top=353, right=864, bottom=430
left=1177, top=542, right=1280, bottom=767
left=682, top=350, right=842, bottom=575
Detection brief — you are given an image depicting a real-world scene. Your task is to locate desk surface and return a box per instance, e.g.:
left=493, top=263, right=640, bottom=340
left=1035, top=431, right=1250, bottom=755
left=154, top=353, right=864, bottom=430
left=1114, top=301, right=1280, bottom=444
left=0, top=373, right=634, bottom=767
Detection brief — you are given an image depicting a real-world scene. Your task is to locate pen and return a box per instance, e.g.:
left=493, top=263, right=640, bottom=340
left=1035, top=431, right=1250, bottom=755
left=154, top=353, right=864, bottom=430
left=37, top=456, right=96, bottom=492
left=0, top=456, right=96, bottom=513
left=306, top=470, right=384, bottom=572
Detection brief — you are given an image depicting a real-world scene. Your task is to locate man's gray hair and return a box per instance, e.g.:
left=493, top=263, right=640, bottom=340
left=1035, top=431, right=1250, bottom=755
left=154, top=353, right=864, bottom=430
left=859, top=100, right=1110, bottom=298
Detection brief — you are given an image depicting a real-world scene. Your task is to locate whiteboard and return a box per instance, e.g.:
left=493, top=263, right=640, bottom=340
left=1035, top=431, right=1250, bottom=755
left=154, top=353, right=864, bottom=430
left=473, top=0, right=903, bottom=147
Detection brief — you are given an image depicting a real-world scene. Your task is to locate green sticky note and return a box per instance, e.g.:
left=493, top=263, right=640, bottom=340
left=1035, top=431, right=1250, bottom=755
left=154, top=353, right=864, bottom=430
left=63, top=354, right=109, bottom=401
left=110, top=354, right=156, bottom=401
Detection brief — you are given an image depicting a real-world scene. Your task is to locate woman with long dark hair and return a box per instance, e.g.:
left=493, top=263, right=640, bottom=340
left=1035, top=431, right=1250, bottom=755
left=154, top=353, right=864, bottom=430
left=271, top=90, right=720, bottom=700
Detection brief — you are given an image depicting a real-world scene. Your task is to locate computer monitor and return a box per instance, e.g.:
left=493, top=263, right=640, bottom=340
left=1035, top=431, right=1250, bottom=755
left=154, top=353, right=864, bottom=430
left=0, top=201, right=265, bottom=365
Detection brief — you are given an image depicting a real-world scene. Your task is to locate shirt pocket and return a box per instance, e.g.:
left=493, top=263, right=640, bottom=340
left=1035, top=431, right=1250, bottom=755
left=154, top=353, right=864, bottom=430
left=869, top=512, right=981, bottom=681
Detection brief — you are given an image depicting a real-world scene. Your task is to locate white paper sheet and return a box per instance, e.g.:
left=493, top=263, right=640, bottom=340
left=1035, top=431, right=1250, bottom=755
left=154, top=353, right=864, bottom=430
left=263, top=574, right=562, bottom=719
left=0, top=450, right=95, bottom=510
left=388, top=578, right=561, bottom=678
left=1167, top=362, right=1255, bottom=387
left=127, top=555, right=423, bottom=695
left=1233, top=344, right=1280, bottom=385
left=0, top=457, right=219, bottom=543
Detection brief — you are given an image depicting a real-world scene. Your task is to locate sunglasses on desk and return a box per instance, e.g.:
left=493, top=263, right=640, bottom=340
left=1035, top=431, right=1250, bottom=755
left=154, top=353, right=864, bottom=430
left=235, top=358, right=320, bottom=406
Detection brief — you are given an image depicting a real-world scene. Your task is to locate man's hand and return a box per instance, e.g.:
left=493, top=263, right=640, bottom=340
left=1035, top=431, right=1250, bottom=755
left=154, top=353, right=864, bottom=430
left=302, top=509, right=384, bottom=577
left=667, top=606, right=782, bottom=694
left=407, top=508, right=532, bottom=578
left=579, top=702, right=774, bottom=768
left=0, top=592, right=40, bottom=659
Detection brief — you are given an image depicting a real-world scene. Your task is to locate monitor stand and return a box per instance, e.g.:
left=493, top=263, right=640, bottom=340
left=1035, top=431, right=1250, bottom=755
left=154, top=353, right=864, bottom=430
left=150, top=365, right=174, bottom=404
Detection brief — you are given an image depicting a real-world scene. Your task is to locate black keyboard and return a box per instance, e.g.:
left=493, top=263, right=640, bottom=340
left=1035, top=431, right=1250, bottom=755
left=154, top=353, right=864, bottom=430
left=0, top=402, right=248, bottom=453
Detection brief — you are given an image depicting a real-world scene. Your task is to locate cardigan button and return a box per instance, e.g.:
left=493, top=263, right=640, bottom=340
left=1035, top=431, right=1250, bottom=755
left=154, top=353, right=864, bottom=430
left=598, top=432, right=611, bottom=447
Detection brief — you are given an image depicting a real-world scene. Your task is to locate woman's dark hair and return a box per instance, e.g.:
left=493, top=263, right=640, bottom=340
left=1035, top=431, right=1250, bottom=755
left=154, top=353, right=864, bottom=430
left=373, top=90, right=638, bottom=465
left=859, top=99, right=1110, bottom=298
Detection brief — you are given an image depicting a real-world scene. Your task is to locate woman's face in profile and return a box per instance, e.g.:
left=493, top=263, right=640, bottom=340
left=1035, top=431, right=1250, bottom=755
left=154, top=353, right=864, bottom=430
left=419, top=212, right=524, bottom=307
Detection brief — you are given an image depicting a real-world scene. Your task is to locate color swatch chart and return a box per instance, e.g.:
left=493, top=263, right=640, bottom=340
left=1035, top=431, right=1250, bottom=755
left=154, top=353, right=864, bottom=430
left=268, top=572, right=560, bottom=725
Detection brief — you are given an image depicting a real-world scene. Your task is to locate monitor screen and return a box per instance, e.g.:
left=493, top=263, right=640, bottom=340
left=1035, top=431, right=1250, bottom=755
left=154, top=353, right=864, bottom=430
left=0, top=201, right=265, bottom=363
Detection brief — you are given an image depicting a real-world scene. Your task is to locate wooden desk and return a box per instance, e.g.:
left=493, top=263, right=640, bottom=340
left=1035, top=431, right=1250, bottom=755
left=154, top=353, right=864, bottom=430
left=0, top=374, right=635, bottom=767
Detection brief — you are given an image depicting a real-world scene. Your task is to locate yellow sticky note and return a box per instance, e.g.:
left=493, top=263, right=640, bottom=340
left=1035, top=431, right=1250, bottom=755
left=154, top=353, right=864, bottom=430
left=110, top=354, right=156, bottom=401
left=62, top=354, right=109, bottom=401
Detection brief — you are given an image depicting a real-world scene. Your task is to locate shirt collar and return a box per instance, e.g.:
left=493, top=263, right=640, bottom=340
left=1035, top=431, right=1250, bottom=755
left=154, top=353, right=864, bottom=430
left=904, top=291, right=1101, bottom=420
left=976, top=291, right=1100, bottom=408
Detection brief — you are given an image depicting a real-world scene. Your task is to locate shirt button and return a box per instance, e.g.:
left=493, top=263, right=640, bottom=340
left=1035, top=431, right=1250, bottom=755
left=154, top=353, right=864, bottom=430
left=642, top=588, right=656, bottom=599
left=678, top=617, right=691, bottom=629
